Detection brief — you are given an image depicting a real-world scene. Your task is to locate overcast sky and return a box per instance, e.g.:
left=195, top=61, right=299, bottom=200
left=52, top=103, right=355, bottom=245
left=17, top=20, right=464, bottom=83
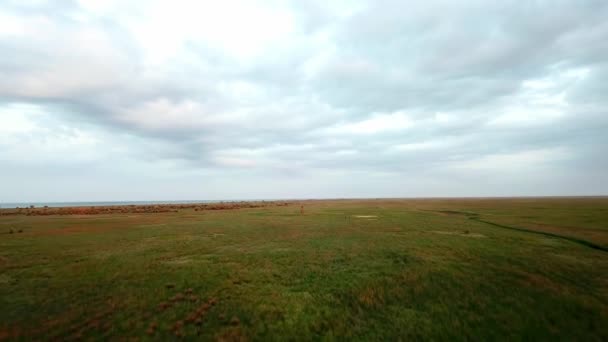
left=1, top=0, right=607, bottom=202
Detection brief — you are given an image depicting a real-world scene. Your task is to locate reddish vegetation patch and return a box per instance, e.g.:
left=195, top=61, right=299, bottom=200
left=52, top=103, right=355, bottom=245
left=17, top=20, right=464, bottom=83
left=40, top=225, right=119, bottom=236
left=0, top=202, right=289, bottom=217
left=216, top=327, right=247, bottom=342
left=64, top=304, right=117, bottom=340
left=531, top=223, right=608, bottom=246
left=158, top=301, right=172, bottom=311
left=169, top=295, right=219, bottom=337
left=357, top=287, right=385, bottom=307
left=521, top=273, right=569, bottom=294
left=0, top=326, right=19, bottom=341
left=150, top=285, right=221, bottom=338
left=1, top=300, right=118, bottom=340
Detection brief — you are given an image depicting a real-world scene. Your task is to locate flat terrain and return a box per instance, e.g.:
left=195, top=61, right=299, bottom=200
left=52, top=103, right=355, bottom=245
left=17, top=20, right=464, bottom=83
left=1, top=198, right=608, bottom=340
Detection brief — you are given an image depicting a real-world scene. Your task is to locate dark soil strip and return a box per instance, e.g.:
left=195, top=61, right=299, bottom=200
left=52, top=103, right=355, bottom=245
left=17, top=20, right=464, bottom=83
left=474, top=218, right=608, bottom=252
left=426, top=210, right=608, bottom=252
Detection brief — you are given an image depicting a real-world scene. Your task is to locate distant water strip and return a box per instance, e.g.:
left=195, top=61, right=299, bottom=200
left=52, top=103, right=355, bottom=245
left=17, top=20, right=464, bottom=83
left=0, top=200, right=260, bottom=208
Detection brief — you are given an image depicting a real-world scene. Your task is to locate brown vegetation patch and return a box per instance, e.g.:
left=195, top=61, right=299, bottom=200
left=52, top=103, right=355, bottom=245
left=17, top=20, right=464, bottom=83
left=0, top=201, right=290, bottom=217
left=163, top=257, right=194, bottom=265
left=430, top=231, right=486, bottom=238
left=39, top=225, right=119, bottom=236
left=158, top=301, right=172, bottom=311
left=520, top=272, right=569, bottom=294
left=216, top=327, right=247, bottom=342
left=151, top=292, right=219, bottom=338
left=4, top=300, right=121, bottom=341
left=0, top=326, right=18, bottom=341
left=170, top=293, right=185, bottom=302
left=357, top=287, right=386, bottom=307
left=64, top=304, right=117, bottom=340
left=530, top=223, right=608, bottom=246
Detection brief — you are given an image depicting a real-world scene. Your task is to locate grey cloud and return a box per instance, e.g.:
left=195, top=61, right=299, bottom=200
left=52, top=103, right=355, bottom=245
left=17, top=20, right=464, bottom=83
left=0, top=0, right=607, bottom=201
left=311, top=1, right=608, bottom=112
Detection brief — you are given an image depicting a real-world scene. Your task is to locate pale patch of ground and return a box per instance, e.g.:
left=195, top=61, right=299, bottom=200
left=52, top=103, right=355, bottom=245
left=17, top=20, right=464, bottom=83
left=162, top=255, right=218, bottom=266
left=163, top=257, right=194, bottom=265
left=354, top=215, right=377, bottom=218
left=430, top=231, right=486, bottom=238
left=0, top=274, right=15, bottom=284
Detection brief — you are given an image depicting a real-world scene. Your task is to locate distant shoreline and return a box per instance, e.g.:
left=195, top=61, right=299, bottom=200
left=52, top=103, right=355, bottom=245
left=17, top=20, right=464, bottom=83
left=1, top=196, right=607, bottom=209
left=0, top=200, right=233, bottom=209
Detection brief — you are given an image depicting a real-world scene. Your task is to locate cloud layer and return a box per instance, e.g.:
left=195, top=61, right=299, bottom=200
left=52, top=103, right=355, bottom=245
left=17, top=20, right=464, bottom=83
left=1, top=0, right=607, bottom=201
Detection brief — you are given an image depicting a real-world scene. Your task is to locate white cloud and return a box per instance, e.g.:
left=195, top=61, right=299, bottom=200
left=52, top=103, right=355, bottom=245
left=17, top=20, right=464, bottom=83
left=0, top=104, right=40, bottom=134
left=448, top=147, right=571, bottom=172
left=0, top=0, right=607, bottom=200
left=0, top=12, right=26, bottom=36
left=0, top=103, right=100, bottom=163
left=120, top=0, right=296, bottom=65
left=118, top=98, right=225, bottom=131
left=322, top=110, right=414, bottom=135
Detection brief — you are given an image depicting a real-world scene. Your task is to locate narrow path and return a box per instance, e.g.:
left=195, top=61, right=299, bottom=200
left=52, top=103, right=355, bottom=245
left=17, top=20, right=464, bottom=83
left=425, top=210, right=608, bottom=252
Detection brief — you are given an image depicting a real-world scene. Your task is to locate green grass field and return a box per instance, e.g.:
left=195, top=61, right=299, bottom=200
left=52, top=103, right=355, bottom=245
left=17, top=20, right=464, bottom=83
left=1, top=198, right=608, bottom=341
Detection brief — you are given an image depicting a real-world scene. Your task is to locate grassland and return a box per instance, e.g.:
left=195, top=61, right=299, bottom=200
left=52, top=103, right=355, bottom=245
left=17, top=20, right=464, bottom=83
left=1, top=198, right=608, bottom=341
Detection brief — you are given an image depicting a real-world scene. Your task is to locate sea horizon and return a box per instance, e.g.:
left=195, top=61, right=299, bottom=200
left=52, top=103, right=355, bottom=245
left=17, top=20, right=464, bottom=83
left=0, top=200, right=249, bottom=208
left=2, top=195, right=606, bottom=209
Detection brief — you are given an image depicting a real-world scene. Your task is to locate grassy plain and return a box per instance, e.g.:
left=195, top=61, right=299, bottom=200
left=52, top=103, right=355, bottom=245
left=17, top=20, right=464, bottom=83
left=1, top=198, right=608, bottom=341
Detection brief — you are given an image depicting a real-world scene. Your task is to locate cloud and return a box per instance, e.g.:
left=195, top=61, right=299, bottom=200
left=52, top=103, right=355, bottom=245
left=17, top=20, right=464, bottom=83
left=0, top=0, right=607, bottom=201
left=320, top=110, right=414, bottom=135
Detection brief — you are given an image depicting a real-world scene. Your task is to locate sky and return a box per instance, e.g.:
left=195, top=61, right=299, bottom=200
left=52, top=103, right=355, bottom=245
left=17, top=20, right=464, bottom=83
left=1, top=0, right=607, bottom=202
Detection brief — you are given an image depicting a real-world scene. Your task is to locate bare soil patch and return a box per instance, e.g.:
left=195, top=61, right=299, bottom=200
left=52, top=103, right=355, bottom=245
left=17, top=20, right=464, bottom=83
left=430, top=230, right=486, bottom=238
